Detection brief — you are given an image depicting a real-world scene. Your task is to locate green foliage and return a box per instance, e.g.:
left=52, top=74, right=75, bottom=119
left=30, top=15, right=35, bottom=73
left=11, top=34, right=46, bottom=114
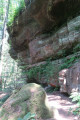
left=0, top=39, right=26, bottom=90
left=17, top=112, right=36, bottom=120
left=24, top=58, right=57, bottom=83
left=0, top=94, right=10, bottom=107
left=73, top=44, right=80, bottom=53
left=46, top=86, right=59, bottom=93
left=70, top=93, right=80, bottom=105
left=0, top=0, right=5, bottom=20
left=60, top=55, right=80, bottom=70
left=0, top=94, right=10, bottom=103
left=22, top=53, right=80, bottom=84
left=69, top=92, right=80, bottom=117
left=7, top=0, right=25, bottom=26
left=0, top=101, right=3, bottom=107
left=75, top=25, right=80, bottom=31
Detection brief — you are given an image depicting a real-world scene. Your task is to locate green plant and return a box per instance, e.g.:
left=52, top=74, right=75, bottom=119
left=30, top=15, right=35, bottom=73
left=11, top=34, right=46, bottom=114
left=73, top=44, right=80, bottom=53
left=23, top=58, right=58, bottom=83
left=69, top=92, right=80, bottom=117
left=75, top=25, right=80, bottom=31
left=60, top=55, right=80, bottom=70
left=46, top=86, right=59, bottom=93
left=7, top=0, right=25, bottom=27
left=17, top=112, right=36, bottom=120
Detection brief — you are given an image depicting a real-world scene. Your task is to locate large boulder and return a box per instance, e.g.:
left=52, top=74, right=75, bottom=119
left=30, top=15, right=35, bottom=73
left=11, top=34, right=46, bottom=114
left=0, top=83, right=56, bottom=120
left=59, top=61, right=80, bottom=95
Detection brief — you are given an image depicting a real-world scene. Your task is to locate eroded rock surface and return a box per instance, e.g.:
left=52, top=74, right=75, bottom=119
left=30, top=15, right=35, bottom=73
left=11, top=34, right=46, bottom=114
left=25, top=0, right=80, bottom=30
left=26, top=51, right=80, bottom=87
left=8, top=0, right=80, bottom=64
left=59, top=61, right=80, bottom=95
left=7, top=0, right=80, bottom=94
left=0, top=83, right=56, bottom=120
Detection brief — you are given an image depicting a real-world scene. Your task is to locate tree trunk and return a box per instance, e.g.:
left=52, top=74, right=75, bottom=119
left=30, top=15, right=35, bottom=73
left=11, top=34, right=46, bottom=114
left=0, top=0, right=10, bottom=91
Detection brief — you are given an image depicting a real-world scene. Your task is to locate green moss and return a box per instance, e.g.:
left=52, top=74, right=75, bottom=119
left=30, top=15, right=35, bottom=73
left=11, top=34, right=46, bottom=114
left=17, top=102, right=28, bottom=118
left=28, top=90, right=53, bottom=119
left=0, top=84, right=54, bottom=120
left=11, top=90, right=31, bottom=106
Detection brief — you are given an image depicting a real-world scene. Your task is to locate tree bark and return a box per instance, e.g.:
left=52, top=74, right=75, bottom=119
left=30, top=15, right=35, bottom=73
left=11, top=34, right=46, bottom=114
left=0, top=0, right=10, bottom=91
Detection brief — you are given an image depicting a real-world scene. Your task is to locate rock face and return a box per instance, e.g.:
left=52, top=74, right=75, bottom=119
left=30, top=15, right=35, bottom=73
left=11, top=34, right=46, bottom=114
left=8, top=0, right=80, bottom=64
left=7, top=0, right=80, bottom=93
left=59, top=62, right=80, bottom=95
left=0, top=83, right=57, bottom=120
left=8, top=14, right=80, bottom=64
left=25, top=0, right=80, bottom=30
left=26, top=51, right=80, bottom=87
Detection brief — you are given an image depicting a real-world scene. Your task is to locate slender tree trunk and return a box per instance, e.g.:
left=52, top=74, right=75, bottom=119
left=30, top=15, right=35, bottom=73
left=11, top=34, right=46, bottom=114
left=2, top=0, right=10, bottom=40
left=0, top=0, right=10, bottom=91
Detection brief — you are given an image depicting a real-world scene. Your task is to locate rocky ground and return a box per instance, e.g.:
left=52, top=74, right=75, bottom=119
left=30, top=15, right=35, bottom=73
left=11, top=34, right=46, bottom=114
left=47, top=91, right=79, bottom=120
left=0, top=90, right=79, bottom=120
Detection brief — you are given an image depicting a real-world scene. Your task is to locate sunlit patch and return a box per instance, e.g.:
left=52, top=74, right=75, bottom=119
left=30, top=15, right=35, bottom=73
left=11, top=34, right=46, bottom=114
left=0, top=93, right=6, bottom=99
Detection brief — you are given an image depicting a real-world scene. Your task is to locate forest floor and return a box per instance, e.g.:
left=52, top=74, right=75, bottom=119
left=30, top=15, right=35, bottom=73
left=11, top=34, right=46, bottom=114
left=0, top=90, right=79, bottom=120
left=47, top=91, right=79, bottom=120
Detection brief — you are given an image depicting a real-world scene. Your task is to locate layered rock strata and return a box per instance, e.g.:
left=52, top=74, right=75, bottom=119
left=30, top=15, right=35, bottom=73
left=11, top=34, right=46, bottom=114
left=7, top=0, right=80, bottom=92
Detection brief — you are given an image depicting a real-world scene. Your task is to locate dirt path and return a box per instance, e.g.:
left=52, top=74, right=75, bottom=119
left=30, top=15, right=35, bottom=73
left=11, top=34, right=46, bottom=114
left=47, top=91, right=79, bottom=120
left=0, top=91, right=79, bottom=120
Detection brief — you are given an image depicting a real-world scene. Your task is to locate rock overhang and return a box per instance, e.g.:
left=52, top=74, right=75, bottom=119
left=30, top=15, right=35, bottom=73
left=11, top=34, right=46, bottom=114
left=7, top=0, right=80, bottom=64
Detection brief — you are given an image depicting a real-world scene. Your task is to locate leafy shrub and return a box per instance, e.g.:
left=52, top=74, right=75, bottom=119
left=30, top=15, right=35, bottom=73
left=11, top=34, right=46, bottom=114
left=69, top=92, right=80, bottom=117
left=75, top=25, right=80, bottom=31
left=17, top=112, right=35, bottom=120
left=60, top=55, right=80, bottom=70
left=73, top=44, right=80, bottom=53
left=46, top=86, right=59, bottom=93
left=22, top=55, right=80, bottom=83
left=23, top=58, right=58, bottom=83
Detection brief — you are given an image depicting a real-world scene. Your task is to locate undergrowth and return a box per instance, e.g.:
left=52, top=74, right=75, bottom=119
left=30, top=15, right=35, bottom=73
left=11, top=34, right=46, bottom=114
left=60, top=55, right=80, bottom=70
left=69, top=92, right=80, bottom=118
left=46, top=86, right=60, bottom=93
left=24, top=54, right=80, bottom=84
left=23, top=58, right=57, bottom=83
left=7, top=0, right=25, bottom=27
left=17, top=112, right=35, bottom=120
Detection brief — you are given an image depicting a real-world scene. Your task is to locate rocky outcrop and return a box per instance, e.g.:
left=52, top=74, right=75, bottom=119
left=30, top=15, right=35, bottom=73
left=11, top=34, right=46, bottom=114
left=25, top=0, right=80, bottom=30
left=8, top=0, right=80, bottom=64
left=59, top=62, right=80, bottom=95
left=26, top=51, right=80, bottom=87
left=8, top=14, right=80, bottom=64
left=7, top=0, right=80, bottom=93
left=0, top=83, right=57, bottom=120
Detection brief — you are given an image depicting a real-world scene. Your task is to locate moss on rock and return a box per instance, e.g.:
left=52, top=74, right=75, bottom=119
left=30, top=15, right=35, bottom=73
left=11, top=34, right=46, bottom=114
left=0, top=83, right=56, bottom=120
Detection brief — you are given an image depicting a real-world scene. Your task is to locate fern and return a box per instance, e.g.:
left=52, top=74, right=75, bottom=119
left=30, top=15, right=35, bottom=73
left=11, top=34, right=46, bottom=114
left=69, top=92, right=80, bottom=117
left=17, top=112, right=36, bottom=120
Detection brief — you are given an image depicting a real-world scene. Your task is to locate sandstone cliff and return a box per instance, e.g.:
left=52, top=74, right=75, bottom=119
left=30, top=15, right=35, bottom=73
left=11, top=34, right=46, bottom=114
left=7, top=0, right=80, bottom=94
